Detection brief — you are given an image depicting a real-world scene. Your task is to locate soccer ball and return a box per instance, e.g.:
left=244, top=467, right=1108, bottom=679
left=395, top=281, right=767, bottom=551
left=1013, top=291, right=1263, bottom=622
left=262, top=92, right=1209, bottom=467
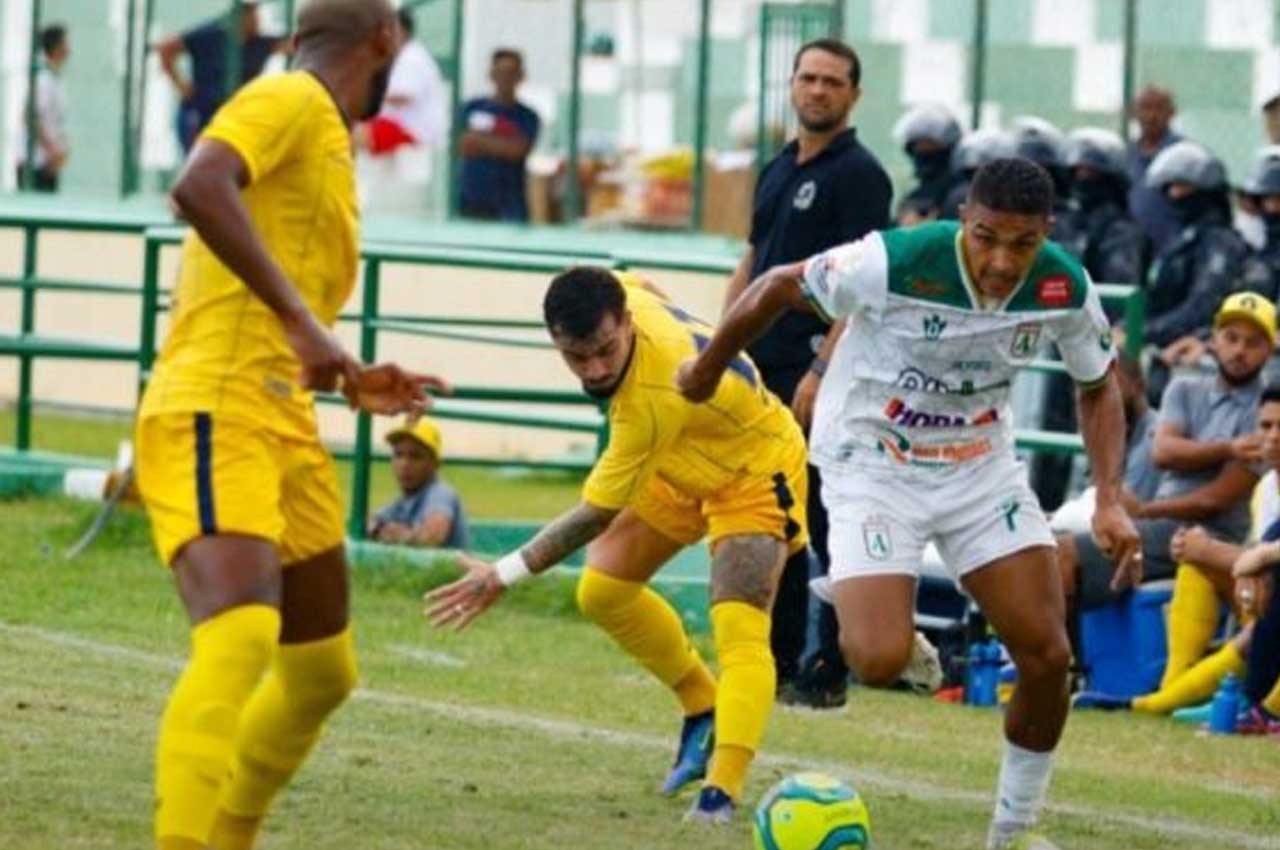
left=752, top=772, right=871, bottom=850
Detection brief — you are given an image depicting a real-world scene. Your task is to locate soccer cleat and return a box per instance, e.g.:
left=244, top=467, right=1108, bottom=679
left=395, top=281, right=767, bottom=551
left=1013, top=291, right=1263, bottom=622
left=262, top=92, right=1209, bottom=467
left=989, top=830, right=1061, bottom=850
left=661, top=710, right=714, bottom=795
left=1070, top=690, right=1132, bottom=711
left=1237, top=705, right=1280, bottom=736
left=778, top=678, right=848, bottom=710
left=899, top=630, right=944, bottom=694
left=683, top=785, right=736, bottom=824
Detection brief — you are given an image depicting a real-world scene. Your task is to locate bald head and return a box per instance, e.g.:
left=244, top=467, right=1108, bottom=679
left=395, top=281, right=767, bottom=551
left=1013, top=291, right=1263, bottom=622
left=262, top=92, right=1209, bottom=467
left=1134, top=85, right=1176, bottom=144
left=296, top=0, right=396, bottom=54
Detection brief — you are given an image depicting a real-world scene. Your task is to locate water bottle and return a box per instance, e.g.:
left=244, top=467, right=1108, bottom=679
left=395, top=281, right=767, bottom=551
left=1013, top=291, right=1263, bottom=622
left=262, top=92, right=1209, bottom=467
left=1209, top=674, right=1242, bottom=735
left=980, top=640, right=1003, bottom=706
left=964, top=641, right=983, bottom=705
left=966, top=640, right=998, bottom=706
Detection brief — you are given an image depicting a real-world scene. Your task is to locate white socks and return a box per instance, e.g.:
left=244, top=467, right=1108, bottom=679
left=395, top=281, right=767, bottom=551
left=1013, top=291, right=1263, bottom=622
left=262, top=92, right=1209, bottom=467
left=987, top=740, right=1053, bottom=848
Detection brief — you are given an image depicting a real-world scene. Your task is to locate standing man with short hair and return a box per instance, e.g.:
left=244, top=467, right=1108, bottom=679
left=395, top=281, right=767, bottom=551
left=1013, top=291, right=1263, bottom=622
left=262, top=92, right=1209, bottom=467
left=157, top=1, right=288, bottom=153
left=457, top=48, right=540, bottom=221
left=17, top=23, right=70, bottom=192
left=721, top=38, right=892, bottom=708
left=1127, top=85, right=1183, bottom=255
left=681, top=158, right=1140, bottom=850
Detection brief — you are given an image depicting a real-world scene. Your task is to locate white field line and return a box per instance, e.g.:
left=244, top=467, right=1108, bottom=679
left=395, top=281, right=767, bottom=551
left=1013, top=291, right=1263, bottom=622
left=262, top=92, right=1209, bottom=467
left=387, top=644, right=468, bottom=669
left=2, top=621, right=1277, bottom=850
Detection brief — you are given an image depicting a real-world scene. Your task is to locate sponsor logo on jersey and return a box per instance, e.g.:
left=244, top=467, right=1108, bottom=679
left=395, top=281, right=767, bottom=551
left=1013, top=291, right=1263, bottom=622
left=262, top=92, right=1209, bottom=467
left=952, top=359, right=993, bottom=371
left=1009, top=322, right=1042, bottom=358
left=895, top=367, right=952, bottom=393
left=922, top=313, right=948, bottom=341
left=794, top=180, right=817, bottom=210
left=1037, top=275, right=1073, bottom=307
left=909, top=278, right=950, bottom=297
left=883, top=397, right=998, bottom=428
left=871, top=424, right=993, bottom=465
left=862, top=516, right=893, bottom=560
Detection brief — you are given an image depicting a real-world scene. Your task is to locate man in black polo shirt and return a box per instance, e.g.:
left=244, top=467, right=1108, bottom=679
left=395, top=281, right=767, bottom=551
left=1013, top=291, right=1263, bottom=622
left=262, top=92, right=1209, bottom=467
left=721, top=37, right=892, bottom=708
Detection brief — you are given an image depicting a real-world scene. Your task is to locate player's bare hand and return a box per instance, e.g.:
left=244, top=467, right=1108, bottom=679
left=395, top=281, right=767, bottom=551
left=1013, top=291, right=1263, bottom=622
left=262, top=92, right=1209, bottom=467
left=1169, top=525, right=1209, bottom=563
left=347, top=362, right=449, bottom=416
left=676, top=357, right=721, bottom=403
left=1159, top=335, right=1206, bottom=367
left=1093, top=501, right=1142, bottom=592
left=790, top=371, right=820, bottom=431
left=424, top=553, right=504, bottom=630
left=283, top=310, right=361, bottom=394
left=1233, top=540, right=1280, bottom=578
left=1230, top=433, right=1266, bottom=464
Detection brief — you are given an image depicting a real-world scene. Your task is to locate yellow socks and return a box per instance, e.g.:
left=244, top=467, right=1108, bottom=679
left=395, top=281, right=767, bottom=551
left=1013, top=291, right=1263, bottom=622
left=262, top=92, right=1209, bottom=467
left=1161, top=564, right=1221, bottom=688
left=1134, top=641, right=1245, bottom=714
left=706, top=601, right=774, bottom=801
left=576, top=567, right=717, bottom=716
left=210, top=629, right=358, bottom=850
left=155, top=604, right=280, bottom=848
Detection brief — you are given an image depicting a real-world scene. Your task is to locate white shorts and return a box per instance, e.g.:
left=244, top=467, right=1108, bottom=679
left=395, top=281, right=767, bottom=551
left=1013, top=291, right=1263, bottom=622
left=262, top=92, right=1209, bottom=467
left=822, top=452, right=1054, bottom=584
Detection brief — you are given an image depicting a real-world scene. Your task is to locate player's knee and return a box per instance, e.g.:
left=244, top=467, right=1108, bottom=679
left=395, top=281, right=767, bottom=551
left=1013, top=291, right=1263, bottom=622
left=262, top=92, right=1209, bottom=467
left=279, top=631, right=358, bottom=720
left=840, top=634, right=911, bottom=688
left=1012, top=631, right=1072, bottom=685
left=575, top=567, right=641, bottom=623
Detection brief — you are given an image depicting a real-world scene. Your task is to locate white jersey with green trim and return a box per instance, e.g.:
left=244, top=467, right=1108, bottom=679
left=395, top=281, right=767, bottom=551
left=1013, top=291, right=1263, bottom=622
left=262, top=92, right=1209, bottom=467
left=800, top=220, right=1115, bottom=476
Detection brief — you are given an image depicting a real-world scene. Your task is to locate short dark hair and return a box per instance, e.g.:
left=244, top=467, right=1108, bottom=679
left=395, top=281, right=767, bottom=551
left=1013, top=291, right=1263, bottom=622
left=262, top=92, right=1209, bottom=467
left=40, top=24, right=66, bottom=56
left=492, top=47, right=523, bottom=67
left=793, top=38, right=861, bottom=87
left=1262, top=383, right=1280, bottom=406
left=968, top=157, right=1055, bottom=217
left=397, top=8, right=414, bottom=37
left=544, top=267, right=626, bottom=339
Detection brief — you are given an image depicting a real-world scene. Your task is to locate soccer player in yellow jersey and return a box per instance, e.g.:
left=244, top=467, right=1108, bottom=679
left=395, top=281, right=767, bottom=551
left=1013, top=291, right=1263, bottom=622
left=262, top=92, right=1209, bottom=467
left=134, top=3, right=440, bottom=849
left=427, top=267, right=809, bottom=822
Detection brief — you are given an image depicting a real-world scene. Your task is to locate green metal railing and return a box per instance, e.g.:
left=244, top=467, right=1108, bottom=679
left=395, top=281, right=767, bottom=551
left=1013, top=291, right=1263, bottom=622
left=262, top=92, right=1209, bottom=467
left=2, top=210, right=1146, bottom=543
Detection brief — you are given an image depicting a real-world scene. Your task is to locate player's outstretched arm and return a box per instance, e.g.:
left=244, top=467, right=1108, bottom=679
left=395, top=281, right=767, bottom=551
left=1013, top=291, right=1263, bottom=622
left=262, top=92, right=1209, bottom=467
left=677, top=260, right=808, bottom=402
left=424, top=502, right=618, bottom=630
left=1077, top=366, right=1143, bottom=591
left=171, top=139, right=360, bottom=395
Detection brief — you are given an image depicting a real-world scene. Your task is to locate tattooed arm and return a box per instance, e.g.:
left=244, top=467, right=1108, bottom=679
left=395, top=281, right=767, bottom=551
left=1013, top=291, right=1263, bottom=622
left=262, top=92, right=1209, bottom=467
left=424, top=502, right=618, bottom=629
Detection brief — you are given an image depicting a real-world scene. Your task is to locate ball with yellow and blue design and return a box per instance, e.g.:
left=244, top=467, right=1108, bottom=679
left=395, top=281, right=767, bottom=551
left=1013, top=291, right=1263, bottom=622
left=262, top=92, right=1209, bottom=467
left=752, top=771, right=871, bottom=850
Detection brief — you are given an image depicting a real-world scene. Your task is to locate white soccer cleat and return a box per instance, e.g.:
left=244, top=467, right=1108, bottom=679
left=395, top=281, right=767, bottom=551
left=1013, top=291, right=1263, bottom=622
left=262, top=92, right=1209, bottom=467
left=899, top=630, right=944, bottom=693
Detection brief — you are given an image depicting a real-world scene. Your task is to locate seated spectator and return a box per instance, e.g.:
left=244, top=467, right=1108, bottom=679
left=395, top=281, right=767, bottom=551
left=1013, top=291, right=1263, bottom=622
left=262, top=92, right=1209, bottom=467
left=458, top=48, right=540, bottom=221
left=369, top=418, right=470, bottom=548
left=1139, top=141, right=1254, bottom=403
left=1056, top=293, right=1275, bottom=616
left=1232, top=527, right=1280, bottom=733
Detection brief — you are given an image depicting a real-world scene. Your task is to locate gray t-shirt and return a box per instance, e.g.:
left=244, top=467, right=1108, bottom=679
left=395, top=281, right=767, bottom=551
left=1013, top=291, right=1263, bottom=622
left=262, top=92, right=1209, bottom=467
left=1124, top=406, right=1162, bottom=502
left=1155, top=375, right=1263, bottom=541
left=373, top=478, right=470, bottom=549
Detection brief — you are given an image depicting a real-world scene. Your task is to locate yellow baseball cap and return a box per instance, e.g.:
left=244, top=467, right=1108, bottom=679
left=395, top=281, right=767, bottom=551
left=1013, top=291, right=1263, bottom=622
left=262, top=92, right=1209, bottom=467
left=386, top=417, right=443, bottom=458
left=1215, top=291, right=1277, bottom=345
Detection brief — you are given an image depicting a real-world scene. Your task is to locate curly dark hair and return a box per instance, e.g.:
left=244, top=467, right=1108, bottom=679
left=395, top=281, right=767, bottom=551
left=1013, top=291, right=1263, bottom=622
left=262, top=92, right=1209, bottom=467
left=967, top=157, right=1055, bottom=217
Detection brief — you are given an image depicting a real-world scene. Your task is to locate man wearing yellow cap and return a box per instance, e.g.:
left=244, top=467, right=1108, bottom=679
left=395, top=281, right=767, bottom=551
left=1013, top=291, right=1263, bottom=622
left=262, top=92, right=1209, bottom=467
left=1063, top=292, right=1277, bottom=704
left=370, top=417, right=469, bottom=549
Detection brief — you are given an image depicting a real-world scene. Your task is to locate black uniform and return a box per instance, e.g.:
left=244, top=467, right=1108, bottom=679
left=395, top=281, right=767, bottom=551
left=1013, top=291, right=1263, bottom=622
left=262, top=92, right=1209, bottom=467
left=747, top=128, right=892, bottom=697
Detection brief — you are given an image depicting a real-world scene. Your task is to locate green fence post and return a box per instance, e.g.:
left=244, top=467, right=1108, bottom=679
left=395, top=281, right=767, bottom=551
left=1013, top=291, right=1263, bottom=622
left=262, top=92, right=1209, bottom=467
left=564, top=0, right=586, bottom=222
left=969, top=0, right=988, bottom=129
left=1123, top=287, right=1145, bottom=360
left=446, top=0, right=465, bottom=218
left=1120, top=0, right=1138, bottom=143
left=347, top=259, right=381, bottom=540
left=138, top=234, right=161, bottom=398
left=16, top=226, right=39, bottom=450
left=120, top=0, right=139, bottom=196
left=689, top=0, right=712, bottom=231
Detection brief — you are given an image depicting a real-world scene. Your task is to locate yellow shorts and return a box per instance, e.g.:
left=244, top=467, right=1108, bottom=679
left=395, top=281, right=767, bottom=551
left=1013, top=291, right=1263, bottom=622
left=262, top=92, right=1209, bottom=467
left=135, top=412, right=345, bottom=566
left=630, top=445, right=809, bottom=555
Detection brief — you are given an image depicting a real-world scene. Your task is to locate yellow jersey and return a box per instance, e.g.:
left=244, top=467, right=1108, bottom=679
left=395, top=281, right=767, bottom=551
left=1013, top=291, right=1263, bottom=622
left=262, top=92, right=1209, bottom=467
left=140, top=71, right=358, bottom=440
left=583, top=274, right=804, bottom=510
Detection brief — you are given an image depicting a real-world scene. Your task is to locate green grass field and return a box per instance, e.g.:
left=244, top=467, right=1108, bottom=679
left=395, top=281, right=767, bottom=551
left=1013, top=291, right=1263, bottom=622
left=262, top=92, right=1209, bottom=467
left=3, top=493, right=1279, bottom=850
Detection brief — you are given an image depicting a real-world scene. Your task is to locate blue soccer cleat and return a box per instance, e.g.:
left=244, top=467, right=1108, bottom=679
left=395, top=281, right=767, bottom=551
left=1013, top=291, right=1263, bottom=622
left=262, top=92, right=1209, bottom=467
left=1171, top=701, right=1213, bottom=725
left=661, top=710, right=714, bottom=796
left=683, top=785, right=736, bottom=824
left=1070, top=690, right=1132, bottom=711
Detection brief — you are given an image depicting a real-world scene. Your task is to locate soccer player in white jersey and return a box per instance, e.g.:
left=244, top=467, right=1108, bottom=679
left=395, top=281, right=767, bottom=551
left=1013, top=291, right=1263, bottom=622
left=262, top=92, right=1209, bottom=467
left=678, top=158, right=1141, bottom=850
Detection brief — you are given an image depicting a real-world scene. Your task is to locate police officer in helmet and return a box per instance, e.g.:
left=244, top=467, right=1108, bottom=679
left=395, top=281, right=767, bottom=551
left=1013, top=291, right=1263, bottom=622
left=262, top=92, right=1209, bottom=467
left=892, top=103, right=962, bottom=224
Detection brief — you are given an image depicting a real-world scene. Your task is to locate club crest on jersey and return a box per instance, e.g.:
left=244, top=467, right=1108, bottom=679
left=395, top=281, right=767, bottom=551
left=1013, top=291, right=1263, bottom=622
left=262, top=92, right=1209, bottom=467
left=793, top=180, right=817, bottom=210
left=1009, top=322, right=1042, bottom=359
left=1036, top=275, right=1072, bottom=307
left=862, top=516, right=893, bottom=561
left=922, top=313, right=947, bottom=341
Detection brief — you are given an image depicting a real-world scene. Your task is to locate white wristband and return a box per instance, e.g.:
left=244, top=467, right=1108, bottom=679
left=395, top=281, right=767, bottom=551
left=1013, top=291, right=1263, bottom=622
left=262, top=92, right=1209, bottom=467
left=495, top=550, right=533, bottom=587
